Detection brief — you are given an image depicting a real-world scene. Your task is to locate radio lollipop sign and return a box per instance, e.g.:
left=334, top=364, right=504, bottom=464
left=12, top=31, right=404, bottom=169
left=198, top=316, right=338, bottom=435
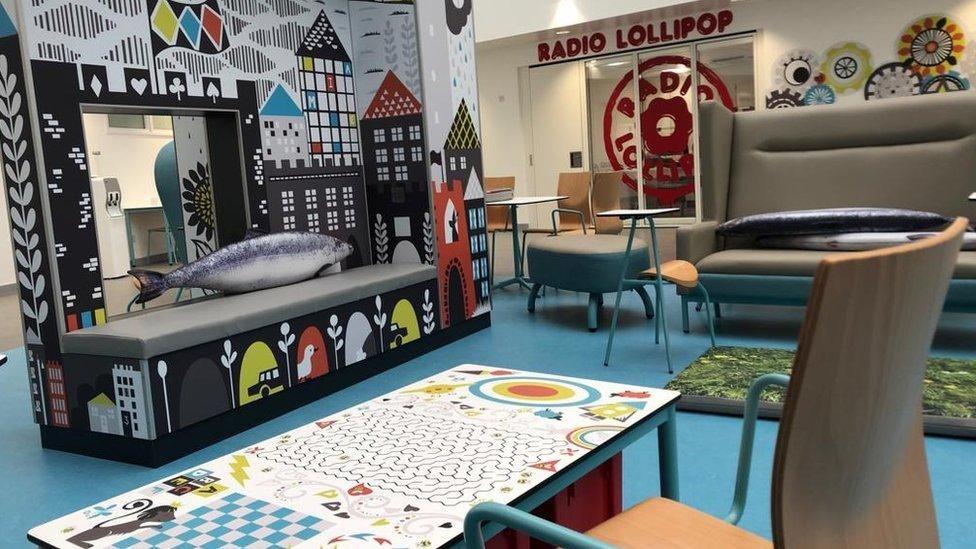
left=603, top=55, right=734, bottom=204
left=537, top=10, right=734, bottom=63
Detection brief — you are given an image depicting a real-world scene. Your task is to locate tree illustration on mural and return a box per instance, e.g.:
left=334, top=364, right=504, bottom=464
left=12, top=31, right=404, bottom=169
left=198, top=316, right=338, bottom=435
left=373, top=213, right=389, bottom=263
left=373, top=295, right=387, bottom=350
left=423, top=212, right=435, bottom=264
left=384, top=20, right=399, bottom=67
left=400, top=17, right=420, bottom=92
left=157, top=360, right=172, bottom=433
left=0, top=54, right=48, bottom=344
left=278, top=322, right=296, bottom=387
left=327, top=314, right=344, bottom=368
left=422, top=289, right=436, bottom=334
left=220, top=339, right=238, bottom=408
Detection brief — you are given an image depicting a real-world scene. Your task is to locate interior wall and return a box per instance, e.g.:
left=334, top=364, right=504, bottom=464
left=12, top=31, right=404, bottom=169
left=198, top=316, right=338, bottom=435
left=477, top=0, right=976, bottom=212
left=83, top=114, right=171, bottom=208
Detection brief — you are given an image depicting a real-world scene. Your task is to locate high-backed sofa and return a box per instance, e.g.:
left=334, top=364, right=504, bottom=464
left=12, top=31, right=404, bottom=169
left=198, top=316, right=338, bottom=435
left=677, top=94, right=976, bottom=323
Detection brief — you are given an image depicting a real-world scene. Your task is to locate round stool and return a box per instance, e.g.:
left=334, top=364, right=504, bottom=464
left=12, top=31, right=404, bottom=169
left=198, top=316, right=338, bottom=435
left=526, top=234, right=654, bottom=331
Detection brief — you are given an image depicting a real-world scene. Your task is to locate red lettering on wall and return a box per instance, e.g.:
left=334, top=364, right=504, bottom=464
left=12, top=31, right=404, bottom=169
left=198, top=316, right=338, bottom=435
left=538, top=43, right=550, bottom=62
left=718, top=10, right=733, bottom=33
left=698, top=12, right=717, bottom=35
left=536, top=10, right=736, bottom=63
left=591, top=32, right=607, bottom=53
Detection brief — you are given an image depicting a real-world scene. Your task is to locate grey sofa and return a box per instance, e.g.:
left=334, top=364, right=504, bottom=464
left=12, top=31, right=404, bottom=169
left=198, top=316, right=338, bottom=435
left=678, top=94, right=976, bottom=324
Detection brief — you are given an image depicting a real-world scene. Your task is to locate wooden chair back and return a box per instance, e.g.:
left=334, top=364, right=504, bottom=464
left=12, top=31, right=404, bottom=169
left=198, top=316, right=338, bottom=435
left=554, top=172, right=592, bottom=231
left=485, top=176, right=515, bottom=231
left=772, top=217, right=967, bottom=549
left=591, top=172, right=624, bottom=234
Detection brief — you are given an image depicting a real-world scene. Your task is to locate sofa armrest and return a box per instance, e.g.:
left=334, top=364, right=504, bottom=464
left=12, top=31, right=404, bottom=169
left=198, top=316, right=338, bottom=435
left=676, top=221, right=719, bottom=264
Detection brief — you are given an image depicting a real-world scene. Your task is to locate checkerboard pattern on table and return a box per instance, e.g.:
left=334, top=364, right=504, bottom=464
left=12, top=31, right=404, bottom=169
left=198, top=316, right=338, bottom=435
left=112, top=492, right=332, bottom=548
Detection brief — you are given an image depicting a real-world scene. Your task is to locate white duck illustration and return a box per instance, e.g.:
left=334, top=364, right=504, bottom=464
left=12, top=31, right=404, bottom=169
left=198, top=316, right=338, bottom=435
left=297, top=344, right=317, bottom=381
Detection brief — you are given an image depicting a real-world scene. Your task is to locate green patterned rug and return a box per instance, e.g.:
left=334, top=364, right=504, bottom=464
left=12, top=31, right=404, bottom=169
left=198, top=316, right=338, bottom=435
left=665, top=346, right=976, bottom=438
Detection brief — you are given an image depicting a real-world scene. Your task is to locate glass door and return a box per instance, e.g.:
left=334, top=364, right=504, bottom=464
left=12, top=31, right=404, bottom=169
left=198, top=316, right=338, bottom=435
left=584, top=35, right=755, bottom=223
left=586, top=54, right=638, bottom=211
left=637, top=46, right=696, bottom=219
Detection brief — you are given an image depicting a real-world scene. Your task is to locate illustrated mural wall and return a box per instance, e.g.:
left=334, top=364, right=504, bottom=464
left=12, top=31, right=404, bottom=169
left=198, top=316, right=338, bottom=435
left=0, top=0, right=489, bottom=437
left=765, top=13, right=973, bottom=108
left=416, top=0, right=489, bottom=325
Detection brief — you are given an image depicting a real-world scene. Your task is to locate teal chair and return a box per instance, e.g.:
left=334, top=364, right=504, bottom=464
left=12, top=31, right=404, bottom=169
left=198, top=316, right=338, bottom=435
left=465, top=218, right=965, bottom=548
left=126, top=142, right=186, bottom=312
left=154, top=141, right=187, bottom=265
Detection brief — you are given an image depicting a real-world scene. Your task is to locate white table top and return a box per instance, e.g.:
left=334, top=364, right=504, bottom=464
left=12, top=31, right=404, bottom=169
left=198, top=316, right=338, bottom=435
left=30, top=366, right=678, bottom=549
left=486, top=195, right=567, bottom=206
left=597, top=208, right=681, bottom=218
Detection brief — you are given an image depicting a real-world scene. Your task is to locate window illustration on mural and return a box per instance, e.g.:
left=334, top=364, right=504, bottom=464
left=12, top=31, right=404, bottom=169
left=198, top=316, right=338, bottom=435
left=0, top=0, right=489, bottom=455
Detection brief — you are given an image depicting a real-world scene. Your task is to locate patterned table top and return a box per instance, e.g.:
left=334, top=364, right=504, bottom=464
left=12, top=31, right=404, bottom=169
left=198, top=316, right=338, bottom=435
left=30, top=366, right=678, bottom=549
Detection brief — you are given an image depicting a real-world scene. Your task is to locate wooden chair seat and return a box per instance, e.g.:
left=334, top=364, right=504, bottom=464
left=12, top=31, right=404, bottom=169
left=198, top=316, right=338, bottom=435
left=587, top=497, right=771, bottom=549
left=639, top=259, right=700, bottom=288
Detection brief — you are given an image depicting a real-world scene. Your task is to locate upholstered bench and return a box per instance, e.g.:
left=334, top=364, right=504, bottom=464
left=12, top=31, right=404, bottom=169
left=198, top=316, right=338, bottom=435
left=525, top=234, right=654, bottom=331
left=49, top=263, right=461, bottom=466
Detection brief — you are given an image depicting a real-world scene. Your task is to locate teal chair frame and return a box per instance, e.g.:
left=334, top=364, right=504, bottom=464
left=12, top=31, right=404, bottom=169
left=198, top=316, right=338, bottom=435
left=463, top=373, right=790, bottom=548
left=603, top=216, right=716, bottom=373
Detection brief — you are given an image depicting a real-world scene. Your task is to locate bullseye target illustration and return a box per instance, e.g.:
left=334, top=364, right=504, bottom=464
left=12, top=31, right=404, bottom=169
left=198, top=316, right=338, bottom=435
left=469, top=376, right=601, bottom=407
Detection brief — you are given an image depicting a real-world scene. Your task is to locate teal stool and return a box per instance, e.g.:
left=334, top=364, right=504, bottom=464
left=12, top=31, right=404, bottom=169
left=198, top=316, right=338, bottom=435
left=599, top=209, right=716, bottom=373
left=525, top=234, right=655, bottom=332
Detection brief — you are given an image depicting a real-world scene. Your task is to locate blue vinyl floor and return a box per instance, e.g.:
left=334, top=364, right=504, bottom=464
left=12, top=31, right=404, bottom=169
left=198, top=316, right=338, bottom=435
left=2, top=288, right=974, bottom=546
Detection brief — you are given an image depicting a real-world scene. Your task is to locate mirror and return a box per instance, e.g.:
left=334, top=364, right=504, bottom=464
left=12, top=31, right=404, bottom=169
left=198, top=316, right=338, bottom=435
left=83, top=111, right=218, bottom=318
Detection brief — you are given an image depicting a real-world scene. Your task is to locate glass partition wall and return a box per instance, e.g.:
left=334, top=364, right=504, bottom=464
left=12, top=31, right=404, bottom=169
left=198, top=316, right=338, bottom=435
left=582, top=35, right=755, bottom=223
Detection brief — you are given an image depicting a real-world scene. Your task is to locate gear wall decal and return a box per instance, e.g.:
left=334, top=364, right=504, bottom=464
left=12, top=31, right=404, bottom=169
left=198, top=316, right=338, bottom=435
left=864, top=62, right=922, bottom=100
left=820, top=42, right=872, bottom=93
left=898, top=15, right=965, bottom=78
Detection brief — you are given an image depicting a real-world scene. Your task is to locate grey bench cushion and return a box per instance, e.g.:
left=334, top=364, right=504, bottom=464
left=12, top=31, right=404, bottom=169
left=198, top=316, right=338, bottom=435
left=62, top=264, right=436, bottom=359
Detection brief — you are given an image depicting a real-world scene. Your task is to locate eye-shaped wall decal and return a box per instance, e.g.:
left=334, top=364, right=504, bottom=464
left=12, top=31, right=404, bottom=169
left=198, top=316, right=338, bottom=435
left=773, top=49, right=820, bottom=92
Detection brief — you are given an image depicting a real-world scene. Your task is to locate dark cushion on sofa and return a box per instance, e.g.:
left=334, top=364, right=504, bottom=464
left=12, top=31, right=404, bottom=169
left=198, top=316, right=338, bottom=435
left=715, top=208, right=952, bottom=237
left=696, top=249, right=976, bottom=279
left=62, top=263, right=436, bottom=359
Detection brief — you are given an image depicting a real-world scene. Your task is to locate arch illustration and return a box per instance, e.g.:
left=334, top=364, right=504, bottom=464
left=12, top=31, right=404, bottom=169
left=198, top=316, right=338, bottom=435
left=344, top=312, right=376, bottom=365
left=443, top=199, right=459, bottom=243
left=392, top=240, right=422, bottom=263
left=297, top=326, right=330, bottom=381
left=238, top=341, right=283, bottom=406
left=390, top=299, right=421, bottom=348
left=443, top=257, right=470, bottom=327
left=178, top=357, right=231, bottom=428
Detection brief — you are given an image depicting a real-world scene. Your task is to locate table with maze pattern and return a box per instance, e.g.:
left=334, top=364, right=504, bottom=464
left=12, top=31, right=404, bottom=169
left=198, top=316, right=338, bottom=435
left=30, top=366, right=678, bottom=548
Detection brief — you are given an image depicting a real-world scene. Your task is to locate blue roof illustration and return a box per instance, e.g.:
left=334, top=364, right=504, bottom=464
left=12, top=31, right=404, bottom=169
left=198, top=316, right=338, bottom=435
left=260, top=85, right=302, bottom=117
left=0, top=4, right=16, bottom=39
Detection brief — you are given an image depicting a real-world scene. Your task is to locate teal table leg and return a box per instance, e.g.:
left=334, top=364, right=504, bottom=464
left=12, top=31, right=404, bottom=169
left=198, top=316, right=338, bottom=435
left=510, top=205, right=522, bottom=281
left=494, top=205, right=532, bottom=291
left=125, top=211, right=136, bottom=268
left=603, top=219, right=638, bottom=366
left=648, top=219, right=673, bottom=374
left=658, top=405, right=679, bottom=501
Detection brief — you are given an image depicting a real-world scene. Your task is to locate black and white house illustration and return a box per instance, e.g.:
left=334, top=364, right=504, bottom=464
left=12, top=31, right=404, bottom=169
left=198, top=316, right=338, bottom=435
left=362, top=71, right=431, bottom=264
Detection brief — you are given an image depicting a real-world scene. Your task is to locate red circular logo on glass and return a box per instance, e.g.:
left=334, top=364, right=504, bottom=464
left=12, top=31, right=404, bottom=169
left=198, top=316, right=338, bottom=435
left=602, top=55, right=733, bottom=204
